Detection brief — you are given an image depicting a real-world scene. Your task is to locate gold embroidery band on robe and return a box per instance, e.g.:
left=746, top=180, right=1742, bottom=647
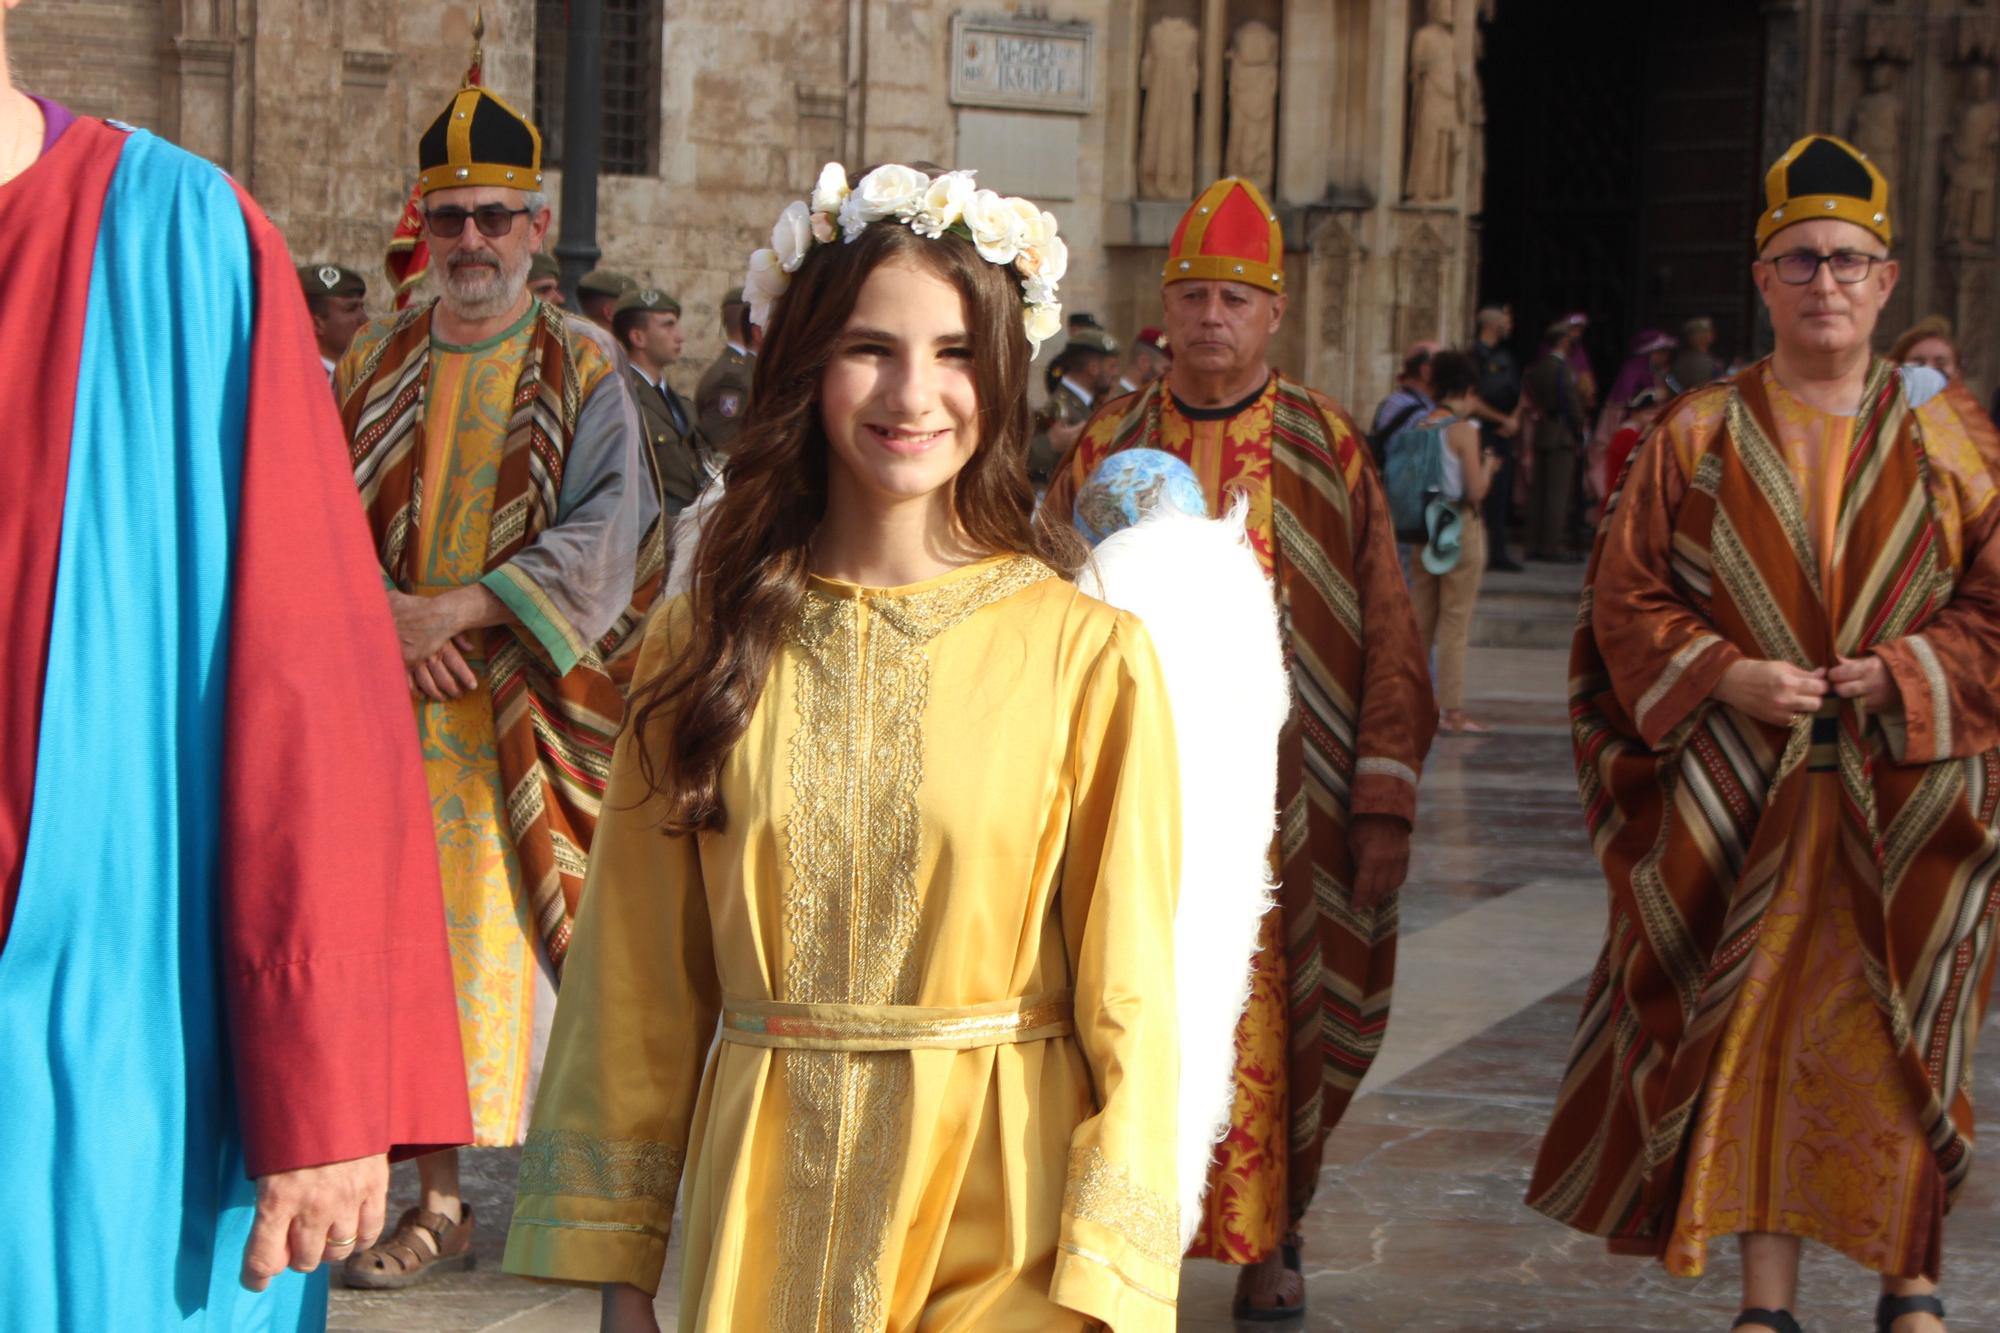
left=721, top=991, right=1075, bottom=1052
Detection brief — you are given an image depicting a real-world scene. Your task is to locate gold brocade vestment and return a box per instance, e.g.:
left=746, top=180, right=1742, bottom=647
left=505, top=556, right=1184, bottom=1331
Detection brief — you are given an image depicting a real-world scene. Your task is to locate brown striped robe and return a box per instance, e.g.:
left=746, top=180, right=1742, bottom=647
left=1528, top=359, right=2000, bottom=1263
left=1050, top=373, right=1435, bottom=1228
left=338, top=300, right=665, bottom=971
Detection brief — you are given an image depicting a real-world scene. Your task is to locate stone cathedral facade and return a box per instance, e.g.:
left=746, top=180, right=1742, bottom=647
left=16, top=0, right=2000, bottom=407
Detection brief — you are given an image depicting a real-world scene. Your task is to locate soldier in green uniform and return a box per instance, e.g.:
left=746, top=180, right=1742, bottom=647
left=527, top=252, right=564, bottom=307
left=611, top=287, right=711, bottom=515
left=695, top=285, right=758, bottom=451
left=575, top=267, right=637, bottom=328
left=1028, top=323, right=1119, bottom=487
left=296, top=262, right=368, bottom=383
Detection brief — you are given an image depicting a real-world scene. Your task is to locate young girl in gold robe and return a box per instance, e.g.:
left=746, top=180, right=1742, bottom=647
left=503, top=164, right=1183, bottom=1331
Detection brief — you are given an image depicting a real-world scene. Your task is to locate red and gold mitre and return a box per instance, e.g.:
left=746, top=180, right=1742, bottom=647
left=1161, top=177, right=1284, bottom=293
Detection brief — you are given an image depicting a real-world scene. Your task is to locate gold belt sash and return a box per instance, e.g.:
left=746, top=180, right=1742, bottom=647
left=720, top=990, right=1074, bottom=1053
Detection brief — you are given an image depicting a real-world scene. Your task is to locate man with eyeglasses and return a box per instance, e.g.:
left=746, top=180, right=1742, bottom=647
left=1529, top=133, right=2000, bottom=1333
left=332, top=82, right=664, bottom=1292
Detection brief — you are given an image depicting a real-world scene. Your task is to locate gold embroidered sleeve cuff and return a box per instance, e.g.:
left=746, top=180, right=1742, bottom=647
left=1051, top=1145, right=1180, bottom=1329
left=502, top=1128, right=685, bottom=1294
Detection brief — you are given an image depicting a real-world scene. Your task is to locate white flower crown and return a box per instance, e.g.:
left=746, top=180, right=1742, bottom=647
left=742, top=162, right=1068, bottom=354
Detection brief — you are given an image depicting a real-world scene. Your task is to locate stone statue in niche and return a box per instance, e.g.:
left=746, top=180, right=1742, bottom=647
left=1404, top=0, right=1465, bottom=203
left=1139, top=16, right=1201, bottom=201
left=1944, top=63, right=2000, bottom=247
left=1224, top=21, right=1280, bottom=196
left=1849, top=59, right=1902, bottom=186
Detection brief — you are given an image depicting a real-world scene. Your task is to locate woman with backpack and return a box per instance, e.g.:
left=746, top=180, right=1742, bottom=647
left=1405, top=350, right=1502, bottom=734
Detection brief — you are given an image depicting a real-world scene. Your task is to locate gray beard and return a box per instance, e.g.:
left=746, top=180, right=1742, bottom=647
left=439, top=247, right=532, bottom=321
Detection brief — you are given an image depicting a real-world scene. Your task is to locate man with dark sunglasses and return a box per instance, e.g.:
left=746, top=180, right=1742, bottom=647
left=330, top=81, right=663, bottom=1294
left=1530, top=132, right=2000, bottom=1333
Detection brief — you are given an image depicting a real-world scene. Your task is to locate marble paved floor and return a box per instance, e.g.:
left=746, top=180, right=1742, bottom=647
left=330, top=644, right=2000, bottom=1331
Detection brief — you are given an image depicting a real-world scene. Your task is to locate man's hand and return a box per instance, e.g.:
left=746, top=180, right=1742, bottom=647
left=602, top=1281, right=665, bottom=1333
left=1713, top=658, right=1828, bottom=727
left=1829, top=653, right=1895, bottom=710
left=1497, top=411, right=1520, bottom=440
left=1349, top=813, right=1411, bottom=910
left=410, top=634, right=482, bottom=702
left=386, top=588, right=469, bottom=666
left=241, top=1153, right=389, bottom=1291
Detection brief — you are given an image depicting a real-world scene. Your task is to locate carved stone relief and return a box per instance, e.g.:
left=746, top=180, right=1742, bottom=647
left=1944, top=63, right=2000, bottom=249
left=1312, top=213, right=1357, bottom=354
left=1848, top=58, right=1901, bottom=187
left=1224, top=21, right=1279, bottom=195
left=1138, top=16, right=1201, bottom=200
left=1393, top=220, right=1450, bottom=352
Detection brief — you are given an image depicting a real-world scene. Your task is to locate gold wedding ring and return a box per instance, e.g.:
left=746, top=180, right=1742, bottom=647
left=329, top=1234, right=359, bottom=1248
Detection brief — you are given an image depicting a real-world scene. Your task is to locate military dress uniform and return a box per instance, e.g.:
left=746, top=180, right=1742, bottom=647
left=615, top=287, right=711, bottom=515
left=696, top=291, right=757, bottom=451
left=1029, top=325, right=1118, bottom=485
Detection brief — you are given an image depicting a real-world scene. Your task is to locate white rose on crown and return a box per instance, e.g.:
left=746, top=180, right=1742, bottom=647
left=840, top=164, right=930, bottom=240
left=810, top=162, right=851, bottom=216
left=910, top=170, right=976, bottom=239
left=1023, top=302, right=1062, bottom=348
left=770, top=200, right=814, bottom=274
left=743, top=160, right=1064, bottom=350
left=961, top=189, right=1024, bottom=264
left=742, top=247, right=790, bottom=329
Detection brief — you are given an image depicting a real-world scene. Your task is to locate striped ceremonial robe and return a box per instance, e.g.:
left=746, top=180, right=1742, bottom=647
left=1051, top=373, right=1435, bottom=1226
left=1529, top=359, right=2000, bottom=1254
left=339, top=302, right=665, bottom=969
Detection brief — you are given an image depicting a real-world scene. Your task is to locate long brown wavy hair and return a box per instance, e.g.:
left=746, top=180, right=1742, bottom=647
left=629, top=214, right=1085, bottom=833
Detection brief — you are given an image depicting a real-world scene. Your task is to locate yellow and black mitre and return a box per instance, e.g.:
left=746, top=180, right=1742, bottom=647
left=1758, top=134, right=1890, bottom=250
left=418, top=86, right=544, bottom=196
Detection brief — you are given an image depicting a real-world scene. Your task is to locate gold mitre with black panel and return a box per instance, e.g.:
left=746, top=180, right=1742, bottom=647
left=417, top=86, right=544, bottom=196
left=1757, top=133, right=1891, bottom=250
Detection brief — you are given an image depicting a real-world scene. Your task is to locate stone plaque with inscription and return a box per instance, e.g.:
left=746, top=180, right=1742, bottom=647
left=949, top=14, right=1093, bottom=115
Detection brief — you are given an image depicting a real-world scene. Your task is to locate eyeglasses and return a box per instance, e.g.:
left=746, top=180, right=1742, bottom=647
left=423, top=205, right=531, bottom=239
left=1763, top=250, right=1887, bottom=285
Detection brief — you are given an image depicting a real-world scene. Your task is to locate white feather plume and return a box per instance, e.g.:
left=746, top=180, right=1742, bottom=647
left=664, top=483, right=726, bottom=604
left=1075, top=494, right=1289, bottom=1244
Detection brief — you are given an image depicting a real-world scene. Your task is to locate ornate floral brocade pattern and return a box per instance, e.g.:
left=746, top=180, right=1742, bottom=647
left=1065, top=1144, right=1183, bottom=1270
left=1186, top=906, right=1288, bottom=1261
left=771, top=556, right=1056, bottom=1332
left=416, top=334, right=540, bottom=1148
left=517, top=1127, right=686, bottom=1212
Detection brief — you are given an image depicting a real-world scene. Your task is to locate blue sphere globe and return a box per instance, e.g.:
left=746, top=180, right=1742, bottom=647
left=1073, top=449, right=1210, bottom=546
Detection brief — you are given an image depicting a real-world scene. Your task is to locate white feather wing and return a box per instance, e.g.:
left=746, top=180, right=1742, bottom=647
left=1075, top=498, right=1290, bottom=1244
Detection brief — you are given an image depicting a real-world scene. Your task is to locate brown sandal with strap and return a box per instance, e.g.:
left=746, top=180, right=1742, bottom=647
left=339, top=1204, right=475, bottom=1289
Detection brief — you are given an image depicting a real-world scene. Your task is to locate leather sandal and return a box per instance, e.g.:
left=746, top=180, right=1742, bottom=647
left=1230, top=1232, right=1305, bottom=1323
left=1733, top=1311, right=1802, bottom=1333
left=1876, top=1293, right=1946, bottom=1333
left=340, top=1204, right=475, bottom=1290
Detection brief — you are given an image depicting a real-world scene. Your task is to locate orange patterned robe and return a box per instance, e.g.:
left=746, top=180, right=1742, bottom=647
left=1052, top=375, right=1435, bottom=1262
left=1529, top=360, right=2000, bottom=1282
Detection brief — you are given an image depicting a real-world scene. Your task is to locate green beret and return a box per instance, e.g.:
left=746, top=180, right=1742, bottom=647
left=613, top=287, right=683, bottom=317
left=1064, top=325, right=1119, bottom=356
left=528, top=252, right=560, bottom=282
left=298, top=263, right=365, bottom=300
left=578, top=268, right=638, bottom=298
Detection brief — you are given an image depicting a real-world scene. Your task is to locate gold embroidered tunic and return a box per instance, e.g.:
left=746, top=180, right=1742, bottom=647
left=503, top=555, right=1183, bottom=1331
